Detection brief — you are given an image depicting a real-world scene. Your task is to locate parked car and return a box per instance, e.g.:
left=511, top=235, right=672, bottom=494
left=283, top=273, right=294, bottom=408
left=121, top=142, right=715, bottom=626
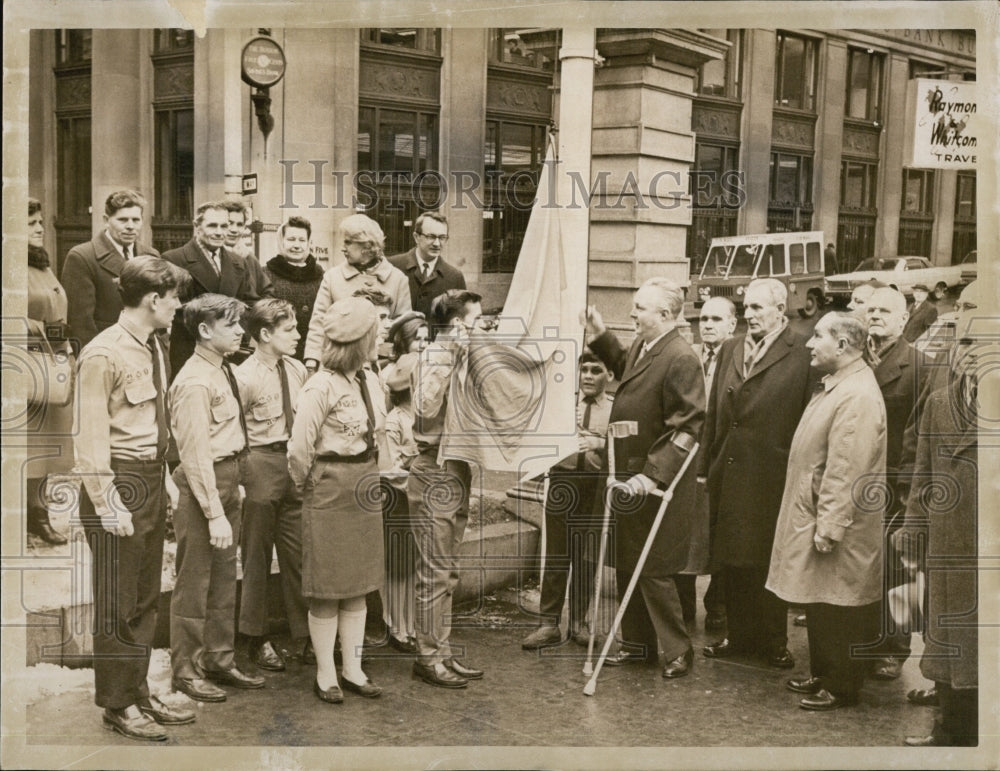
left=959, top=249, right=978, bottom=285
left=823, top=256, right=966, bottom=304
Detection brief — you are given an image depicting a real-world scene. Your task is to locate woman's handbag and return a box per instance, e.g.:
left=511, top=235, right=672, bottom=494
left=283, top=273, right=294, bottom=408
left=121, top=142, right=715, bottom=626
left=3, top=334, right=75, bottom=408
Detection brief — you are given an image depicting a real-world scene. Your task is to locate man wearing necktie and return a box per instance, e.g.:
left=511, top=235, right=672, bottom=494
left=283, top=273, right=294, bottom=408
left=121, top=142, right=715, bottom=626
left=74, top=257, right=195, bottom=740
left=583, top=277, right=705, bottom=680
left=63, top=190, right=161, bottom=350
left=168, top=294, right=266, bottom=703
left=162, top=201, right=273, bottom=378
left=389, top=211, right=467, bottom=319
left=233, top=300, right=312, bottom=673
left=521, top=352, right=613, bottom=651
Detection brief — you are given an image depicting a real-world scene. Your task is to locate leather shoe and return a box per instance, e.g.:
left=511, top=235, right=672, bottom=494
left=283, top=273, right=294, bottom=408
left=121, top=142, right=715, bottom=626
left=767, top=647, right=795, bottom=669
left=792, top=613, right=808, bottom=627
left=301, top=638, right=316, bottom=666
left=871, top=656, right=903, bottom=680
left=703, top=638, right=740, bottom=658
left=342, top=677, right=383, bottom=698
left=521, top=625, right=563, bottom=650
left=249, top=639, right=286, bottom=672
left=27, top=507, right=68, bottom=546
left=662, top=648, right=694, bottom=679
left=704, top=611, right=727, bottom=632
left=204, top=666, right=265, bottom=690
left=412, top=661, right=468, bottom=689
left=799, top=688, right=857, bottom=711
left=785, top=676, right=822, bottom=694
left=445, top=658, right=483, bottom=679
left=102, top=705, right=167, bottom=741
left=139, top=695, right=196, bottom=725
left=389, top=635, right=417, bottom=654
left=906, top=686, right=938, bottom=706
left=603, top=649, right=648, bottom=666
left=172, top=677, right=226, bottom=703
left=313, top=679, right=344, bottom=704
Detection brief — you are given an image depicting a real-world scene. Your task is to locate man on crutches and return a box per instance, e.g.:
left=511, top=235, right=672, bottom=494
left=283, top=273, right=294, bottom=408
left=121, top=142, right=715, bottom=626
left=582, top=277, right=705, bottom=680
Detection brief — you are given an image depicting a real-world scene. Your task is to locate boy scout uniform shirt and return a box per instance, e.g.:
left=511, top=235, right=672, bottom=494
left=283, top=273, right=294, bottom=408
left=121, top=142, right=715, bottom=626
left=168, top=345, right=247, bottom=520
left=410, top=341, right=458, bottom=449
left=234, top=350, right=307, bottom=445
left=74, top=318, right=169, bottom=512
left=554, top=391, right=612, bottom=472
left=287, top=368, right=386, bottom=491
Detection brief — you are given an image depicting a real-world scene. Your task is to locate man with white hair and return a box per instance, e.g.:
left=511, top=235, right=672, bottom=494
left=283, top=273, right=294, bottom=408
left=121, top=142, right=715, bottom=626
left=700, top=278, right=817, bottom=670
left=303, top=214, right=411, bottom=373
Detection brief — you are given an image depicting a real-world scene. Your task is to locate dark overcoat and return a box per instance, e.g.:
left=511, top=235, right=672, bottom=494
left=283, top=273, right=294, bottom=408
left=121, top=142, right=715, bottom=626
left=388, top=248, right=466, bottom=319
left=589, top=328, right=704, bottom=577
left=700, top=326, right=816, bottom=569
left=62, top=231, right=160, bottom=349
left=901, top=300, right=938, bottom=343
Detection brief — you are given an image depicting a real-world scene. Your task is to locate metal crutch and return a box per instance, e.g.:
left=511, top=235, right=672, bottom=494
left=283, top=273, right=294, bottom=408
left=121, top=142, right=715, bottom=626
left=583, top=420, right=639, bottom=676
left=583, top=442, right=700, bottom=695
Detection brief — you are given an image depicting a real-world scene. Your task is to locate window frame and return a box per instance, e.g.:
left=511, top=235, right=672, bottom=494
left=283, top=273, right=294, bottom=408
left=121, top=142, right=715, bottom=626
left=774, top=31, right=819, bottom=112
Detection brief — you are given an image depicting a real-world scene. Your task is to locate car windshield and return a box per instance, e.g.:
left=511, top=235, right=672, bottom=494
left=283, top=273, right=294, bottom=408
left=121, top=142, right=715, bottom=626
left=960, top=250, right=977, bottom=264
left=700, top=244, right=762, bottom=278
left=855, top=258, right=898, bottom=272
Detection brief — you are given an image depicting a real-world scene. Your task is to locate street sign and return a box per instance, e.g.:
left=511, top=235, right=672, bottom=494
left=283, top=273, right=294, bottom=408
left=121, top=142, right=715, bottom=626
left=241, top=37, right=286, bottom=89
left=242, top=173, right=258, bottom=195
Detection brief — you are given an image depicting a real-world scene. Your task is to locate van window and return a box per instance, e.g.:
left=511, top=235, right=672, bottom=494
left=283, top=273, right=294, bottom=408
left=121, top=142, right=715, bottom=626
left=789, top=243, right=805, bottom=274
left=806, top=242, right=822, bottom=273
left=770, top=244, right=787, bottom=276
left=729, top=245, right=758, bottom=277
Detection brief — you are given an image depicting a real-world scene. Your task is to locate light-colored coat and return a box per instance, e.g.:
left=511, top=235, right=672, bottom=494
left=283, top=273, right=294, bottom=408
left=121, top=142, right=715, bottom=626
left=766, top=358, right=886, bottom=606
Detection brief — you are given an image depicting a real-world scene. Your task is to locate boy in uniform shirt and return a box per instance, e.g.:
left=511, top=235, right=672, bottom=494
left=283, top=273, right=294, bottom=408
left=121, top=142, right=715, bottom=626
left=168, top=294, right=265, bottom=702
left=233, top=299, right=311, bottom=671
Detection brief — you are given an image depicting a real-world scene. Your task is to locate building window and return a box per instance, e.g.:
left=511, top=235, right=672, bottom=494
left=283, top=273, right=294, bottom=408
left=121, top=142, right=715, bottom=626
left=846, top=47, right=884, bottom=121
left=687, top=142, right=740, bottom=274
left=774, top=32, right=818, bottom=111
left=837, top=160, right=879, bottom=271
left=55, top=29, right=92, bottom=64
left=696, top=30, right=743, bottom=99
left=952, top=171, right=976, bottom=262
left=154, top=110, right=194, bottom=221
left=768, top=152, right=813, bottom=232
left=361, top=28, right=441, bottom=53
left=154, top=28, right=194, bottom=52
left=56, top=116, right=92, bottom=221
left=488, top=29, right=556, bottom=71
left=482, top=120, right=548, bottom=273
left=898, top=168, right=935, bottom=257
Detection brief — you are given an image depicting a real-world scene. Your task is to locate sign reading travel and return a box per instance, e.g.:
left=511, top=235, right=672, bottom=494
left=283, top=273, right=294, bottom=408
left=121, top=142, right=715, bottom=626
left=904, top=79, right=978, bottom=169
left=241, top=37, right=286, bottom=89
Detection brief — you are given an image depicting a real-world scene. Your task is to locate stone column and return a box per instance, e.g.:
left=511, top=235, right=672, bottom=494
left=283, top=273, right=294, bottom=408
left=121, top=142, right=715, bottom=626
left=816, top=39, right=848, bottom=243
left=589, top=29, right=728, bottom=329
left=194, top=29, right=245, bottom=206
left=740, top=29, right=776, bottom=236
left=877, top=53, right=910, bottom=258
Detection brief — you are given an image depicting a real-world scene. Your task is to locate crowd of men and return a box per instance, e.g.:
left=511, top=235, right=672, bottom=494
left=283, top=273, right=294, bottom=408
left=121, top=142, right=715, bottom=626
left=43, top=189, right=980, bottom=748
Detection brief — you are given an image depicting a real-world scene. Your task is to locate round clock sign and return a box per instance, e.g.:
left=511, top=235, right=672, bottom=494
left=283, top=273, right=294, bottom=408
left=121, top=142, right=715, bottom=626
left=241, top=37, right=286, bottom=88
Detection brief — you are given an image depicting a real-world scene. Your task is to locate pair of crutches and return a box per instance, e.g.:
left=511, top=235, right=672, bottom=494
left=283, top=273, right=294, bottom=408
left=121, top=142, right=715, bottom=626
left=582, top=420, right=699, bottom=696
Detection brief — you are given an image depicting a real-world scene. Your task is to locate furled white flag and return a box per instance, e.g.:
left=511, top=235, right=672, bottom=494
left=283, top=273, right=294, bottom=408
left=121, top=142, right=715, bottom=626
left=439, top=142, right=584, bottom=478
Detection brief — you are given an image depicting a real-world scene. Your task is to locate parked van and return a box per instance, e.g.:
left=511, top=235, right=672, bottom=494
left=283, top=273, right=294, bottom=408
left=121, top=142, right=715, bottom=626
left=689, top=231, right=826, bottom=317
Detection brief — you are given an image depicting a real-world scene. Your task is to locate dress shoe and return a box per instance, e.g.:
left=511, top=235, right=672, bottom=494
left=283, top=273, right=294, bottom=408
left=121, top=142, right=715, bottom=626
left=785, top=676, right=822, bottom=694
left=871, top=656, right=903, bottom=680
left=300, top=638, right=316, bottom=665
left=102, top=705, right=168, bottom=741
left=792, top=613, right=808, bottom=627
left=342, top=677, right=383, bottom=698
left=139, top=695, right=196, bottom=725
left=313, top=679, right=344, bottom=704
left=906, top=686, right=938, bottom=706
left=572, top=631, right=591, bottom=648
left=662, top=648, right=694, bottom=679
left=412, top=661, right=468, bottom=689
left=799, top=688, right=858, bottom=711
left=766, top=647, right=795, bottom=669
left=704, top=611, right=727, bottom=632
left=521, top=625, right=563, bottom=650
left=445, top=658, right=483, bottom=680
left=27, top=507, right=68, bottom=546
left=603, top=649, right=648, bottom=666
left=389, top=635, right=417, bottom=654
left=249, top=639, right=286, bottom=672
left=172, top=677, right=227, bottom=703
left=703, top=638, right=741, bottom=659
left=204, top=666, right=265, bottom=690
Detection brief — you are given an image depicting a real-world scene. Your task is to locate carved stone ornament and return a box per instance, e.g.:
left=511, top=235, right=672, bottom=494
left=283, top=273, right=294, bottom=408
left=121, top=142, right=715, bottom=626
left=359, top=59, right=440, bottom=103
left=771, top=114, right=815, bottom=150
left=692, top=103, right=741, bottom=140
left=56, top=74, right=91, bottom=110
left=154, top=62, right=194, bottom=99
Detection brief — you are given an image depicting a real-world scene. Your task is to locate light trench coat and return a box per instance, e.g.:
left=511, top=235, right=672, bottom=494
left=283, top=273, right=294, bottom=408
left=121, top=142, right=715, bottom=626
left=766, top=358, right=886, bottom=607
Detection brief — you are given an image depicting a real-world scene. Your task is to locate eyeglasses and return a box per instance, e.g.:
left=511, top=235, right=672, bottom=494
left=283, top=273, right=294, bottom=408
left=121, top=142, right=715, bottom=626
left=418, top=233, right=448, bottom=243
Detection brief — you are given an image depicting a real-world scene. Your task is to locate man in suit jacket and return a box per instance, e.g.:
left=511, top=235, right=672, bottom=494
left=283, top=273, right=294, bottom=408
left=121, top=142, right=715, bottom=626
left=700, top=278, right=817, bottom=669
left=62, top=190, right=160, bottom=350
left=162, top=201, right=272, bottom=377
left=584, top=277, right=705, bottom=680
left=902, top=283, right=938, bottom=343
left=389, top=211, right=466, bottom=318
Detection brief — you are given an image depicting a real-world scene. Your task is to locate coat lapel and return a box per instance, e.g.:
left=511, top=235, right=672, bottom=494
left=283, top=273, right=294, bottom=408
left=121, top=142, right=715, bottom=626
left=619, top=330, right=672, bottom=389
left=180, top=240, right=220, bottom=295
left=873, top=340, right=907, bottom=389
left=218, top=248, right=245, bottom=296
left=94, top=232, right=126, bottom=279
left=744, top=327, right=793, bottom=382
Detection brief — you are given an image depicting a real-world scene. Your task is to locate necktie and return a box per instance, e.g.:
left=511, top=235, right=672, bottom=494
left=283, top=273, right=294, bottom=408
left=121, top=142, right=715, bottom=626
left=223, top=361, right=249, bottom=451
left=576, top=396, right=595, bottom=471
left=210, top=251, right=221, bottom=275
left=148, top=334, right=169, bottom=458
left=123, top=245, right=132, bottom=261
left=703, top=346, right=715, bottom=376
left=277, top=357, right=294, bottom=437
left=421, top=262, right=432, bottom=280
left=356, top=372, right=376, bottom=455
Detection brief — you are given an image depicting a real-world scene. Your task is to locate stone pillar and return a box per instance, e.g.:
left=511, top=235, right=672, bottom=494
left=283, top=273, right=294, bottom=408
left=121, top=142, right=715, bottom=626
left=194, top=29, right=245, bottom=207
left=90, top=30, right=154, bottom=244
left=816, top=39, right=848, bottom=243
left=877, top=53, right=910, bottom=258
left=590, top=29, right=727, bottom=330
left=440, top=29, right=488, bottom=296
left=740, top=29, right=776, bottom=236
left=932, top=170, right=957, bottom=265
